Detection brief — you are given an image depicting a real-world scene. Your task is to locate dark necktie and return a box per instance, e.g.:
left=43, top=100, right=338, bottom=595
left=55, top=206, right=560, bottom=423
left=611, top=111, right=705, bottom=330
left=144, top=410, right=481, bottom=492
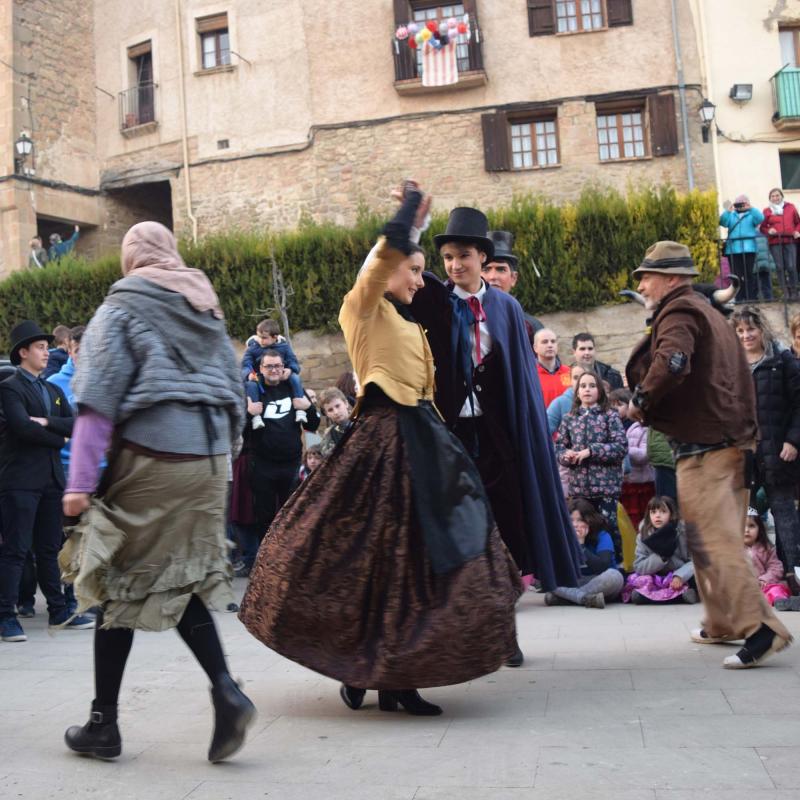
left=466, top=296, right=486, bottom=366
left=36, top=378, right=52, bottom=415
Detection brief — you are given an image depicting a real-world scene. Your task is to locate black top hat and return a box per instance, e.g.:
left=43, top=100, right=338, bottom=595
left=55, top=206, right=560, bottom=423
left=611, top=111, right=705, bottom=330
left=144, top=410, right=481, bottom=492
left=433, top=207, right=495, bottom=262
left=487, top=231, right=518, bottom=268
left=8, top=320, right=54, bottom=366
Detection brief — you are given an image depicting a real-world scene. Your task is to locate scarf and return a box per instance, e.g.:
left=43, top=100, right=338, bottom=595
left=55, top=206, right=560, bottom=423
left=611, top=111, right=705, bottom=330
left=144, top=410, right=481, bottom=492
left=642, top=521, right=679, bottom=560
left=120, top=221, right=223, bottom=319
left=770, top=201, right=785, bottom=215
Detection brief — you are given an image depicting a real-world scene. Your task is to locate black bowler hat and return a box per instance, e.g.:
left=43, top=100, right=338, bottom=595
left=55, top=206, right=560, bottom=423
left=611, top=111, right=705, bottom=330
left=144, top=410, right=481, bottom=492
left=487, top=231, right=518, bottom=268
left=8, top=320, right=53, bottom=366
left=433, top=207, right=495, bottom=262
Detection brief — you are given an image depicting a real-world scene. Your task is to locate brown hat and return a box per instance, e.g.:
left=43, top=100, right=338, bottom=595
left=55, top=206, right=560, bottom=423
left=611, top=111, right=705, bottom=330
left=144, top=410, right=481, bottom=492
left=632, top=241, right=699, bottom=278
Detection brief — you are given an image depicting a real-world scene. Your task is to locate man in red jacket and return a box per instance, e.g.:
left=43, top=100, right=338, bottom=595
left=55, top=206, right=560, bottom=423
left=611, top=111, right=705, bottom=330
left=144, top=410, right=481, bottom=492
left=534, top=328, right=571, bottom=407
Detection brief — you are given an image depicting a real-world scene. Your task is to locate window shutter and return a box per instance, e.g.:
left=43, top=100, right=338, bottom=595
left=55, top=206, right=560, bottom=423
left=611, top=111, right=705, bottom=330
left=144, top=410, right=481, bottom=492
left=648, top=93, right=678, bottom=157
left=606, top=0, right=633, bottom=27
left=462, top=0, right=484, bottom=71
left=527, top=0, right=556, bottom=37
left=127, top=40, right=152, bottom=59
left=197, top=13, right=228, bottom=33
left=481, top=112, right=510, bottom=171
left=392, top=0, right=416, bottom=80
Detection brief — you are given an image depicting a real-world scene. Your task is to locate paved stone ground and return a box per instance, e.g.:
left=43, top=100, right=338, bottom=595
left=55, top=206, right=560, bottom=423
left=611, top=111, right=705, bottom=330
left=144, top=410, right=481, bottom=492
left=2, top=582, right=800, bottom=800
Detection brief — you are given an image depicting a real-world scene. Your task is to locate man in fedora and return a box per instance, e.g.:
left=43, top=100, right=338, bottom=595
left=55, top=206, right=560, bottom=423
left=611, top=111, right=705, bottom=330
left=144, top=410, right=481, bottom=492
left=412, top=208, right=581, bottom=667
left=626, top=241, right=792, bottom=668
left=0, top=321, right=94, bottom=642
left=481, top=230, right=544, bottom=347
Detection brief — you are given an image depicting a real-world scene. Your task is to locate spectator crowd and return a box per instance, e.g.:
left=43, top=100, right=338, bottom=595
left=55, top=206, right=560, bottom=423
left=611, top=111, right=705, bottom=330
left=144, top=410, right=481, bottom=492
left=3, top=217, right=800, bottom=646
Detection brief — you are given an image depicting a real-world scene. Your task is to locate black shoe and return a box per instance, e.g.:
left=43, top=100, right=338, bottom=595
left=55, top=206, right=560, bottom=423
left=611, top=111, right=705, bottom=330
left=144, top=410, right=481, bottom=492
left=339, top=684, right=366, bottom=710
left=378, top=690, right=443, bottom=716
left=65, top=702, right=122, bottom=760
left=208, top=674, right=257, bottom=763
left=225, top=603, right=239, bottom=613
left=505, top=641, right=524, bottom=668
left=723, top=624, right=792, bottom=669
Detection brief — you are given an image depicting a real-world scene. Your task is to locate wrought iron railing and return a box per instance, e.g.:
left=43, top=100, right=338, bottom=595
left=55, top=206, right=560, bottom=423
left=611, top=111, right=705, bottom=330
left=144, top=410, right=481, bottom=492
left=119, top=82, right=157, bottom=131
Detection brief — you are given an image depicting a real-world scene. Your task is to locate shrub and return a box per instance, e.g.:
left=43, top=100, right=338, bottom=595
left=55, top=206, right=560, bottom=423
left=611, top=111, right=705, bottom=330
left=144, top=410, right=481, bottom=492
left=0, top=186, right=719, bottom=352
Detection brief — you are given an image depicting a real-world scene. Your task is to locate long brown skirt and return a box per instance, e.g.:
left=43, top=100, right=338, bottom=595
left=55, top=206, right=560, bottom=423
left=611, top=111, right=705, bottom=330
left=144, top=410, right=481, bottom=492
left=239, top=403, right=521, bottom=690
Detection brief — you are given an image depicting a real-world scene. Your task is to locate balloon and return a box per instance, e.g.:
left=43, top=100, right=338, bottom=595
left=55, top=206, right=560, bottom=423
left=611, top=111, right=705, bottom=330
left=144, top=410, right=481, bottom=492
left=440, top=32, right=449, bottom=45
left=409, top=37, right=417, bottom=49
left=448, top=17, right=458, bottom=28
left=439, top=21, right=448, bottom=35
left=395, top=25, right=408, bottom=40
left=426, top=19, right=438, bottom=33
left=421, top=27, right=432, bottom=41
left=415, top=31, right=425, bottom=44
left=408, top=22, right=419, bottom=35
left=432, top=37, right=442, bottom=49
left=457, top=21, right=467, bottom=34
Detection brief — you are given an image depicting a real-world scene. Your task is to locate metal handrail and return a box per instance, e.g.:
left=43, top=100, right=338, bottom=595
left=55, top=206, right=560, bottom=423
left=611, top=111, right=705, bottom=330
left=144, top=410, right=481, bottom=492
left=119, top=82, right=158, bottom=130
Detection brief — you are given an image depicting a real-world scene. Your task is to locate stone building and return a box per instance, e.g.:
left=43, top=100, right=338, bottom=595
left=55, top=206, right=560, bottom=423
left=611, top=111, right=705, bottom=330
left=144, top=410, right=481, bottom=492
left=1, top=0, right=716, bottom=276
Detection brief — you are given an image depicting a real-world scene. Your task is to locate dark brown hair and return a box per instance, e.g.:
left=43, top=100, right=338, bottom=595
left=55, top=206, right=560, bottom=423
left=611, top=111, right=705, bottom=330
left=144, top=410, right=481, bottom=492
left=641, top=495, right=679, bottom=536
left=746, top=509, right=772, bottom=551
left=256, top=318, right=280, bottom=337
left=567, top=497, right=610, bottom=546
left=569, top=370, right=609, bottom=414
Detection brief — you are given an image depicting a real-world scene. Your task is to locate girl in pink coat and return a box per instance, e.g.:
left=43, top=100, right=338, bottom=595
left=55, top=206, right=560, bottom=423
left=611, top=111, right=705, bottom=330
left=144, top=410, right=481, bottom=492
left=744, top=509, right=791, bottom=608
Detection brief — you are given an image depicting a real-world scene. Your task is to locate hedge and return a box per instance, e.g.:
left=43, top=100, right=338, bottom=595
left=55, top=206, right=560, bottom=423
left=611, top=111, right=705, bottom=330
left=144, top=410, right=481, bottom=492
left=0, top=186, right=719, bottom=352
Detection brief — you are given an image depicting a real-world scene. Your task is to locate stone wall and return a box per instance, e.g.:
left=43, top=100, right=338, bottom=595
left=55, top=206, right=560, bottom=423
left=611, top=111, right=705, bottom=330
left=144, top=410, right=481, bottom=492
left=286, top=298, right=800, bottom=394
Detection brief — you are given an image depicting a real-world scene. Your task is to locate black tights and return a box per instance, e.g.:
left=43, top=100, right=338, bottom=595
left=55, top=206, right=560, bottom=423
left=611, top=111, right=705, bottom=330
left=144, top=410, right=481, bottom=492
left=94, top=594, right=228, bottom=707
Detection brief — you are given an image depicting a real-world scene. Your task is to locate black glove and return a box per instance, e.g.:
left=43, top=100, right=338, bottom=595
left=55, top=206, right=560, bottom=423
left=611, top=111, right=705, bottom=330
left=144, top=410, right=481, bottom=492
left=382, top=188, right=423, bottom=255
left=641, top=521, right=679, bottom=560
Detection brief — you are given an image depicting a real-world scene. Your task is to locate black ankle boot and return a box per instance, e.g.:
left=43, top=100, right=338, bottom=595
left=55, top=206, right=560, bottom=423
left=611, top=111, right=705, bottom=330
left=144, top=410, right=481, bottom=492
left=208, top=674, right=257, bottom=763
left=505, top=639, right=524, bottom=668
left=378, top=690, right=443, bottom=716
left=339, top=684, right=366, bottom=710
left=64, top=701, right=122, bottom=759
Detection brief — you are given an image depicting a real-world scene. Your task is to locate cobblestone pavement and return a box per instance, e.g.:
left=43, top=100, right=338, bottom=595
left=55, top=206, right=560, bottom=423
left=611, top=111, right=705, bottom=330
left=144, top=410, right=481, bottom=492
left=2, top=581, right=800, bottom=800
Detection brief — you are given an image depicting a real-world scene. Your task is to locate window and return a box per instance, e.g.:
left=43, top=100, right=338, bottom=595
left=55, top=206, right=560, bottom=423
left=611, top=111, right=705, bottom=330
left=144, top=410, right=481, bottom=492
left=197, top=13, right=230, bottom=70
left=780, top=152, right=800, bottom=189
left=528, top=0, right=632, bottom=37
left=481, top=109, right=560, bottom=171
left=555, top=0, right=603, bottom=33
left=511, top=119, right=559, bottom=169
left=121, top=41, right=155, bottom=129
left=780, top=27, right=800, bottom=68
left=597, top=107, right=645, bottom=160
left=413, top=4, right=470, bottom=73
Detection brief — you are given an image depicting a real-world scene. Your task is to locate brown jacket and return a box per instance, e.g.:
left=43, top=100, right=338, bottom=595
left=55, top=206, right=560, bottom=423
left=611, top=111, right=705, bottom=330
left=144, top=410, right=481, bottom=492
left=625, top=284, right=756, bottom=446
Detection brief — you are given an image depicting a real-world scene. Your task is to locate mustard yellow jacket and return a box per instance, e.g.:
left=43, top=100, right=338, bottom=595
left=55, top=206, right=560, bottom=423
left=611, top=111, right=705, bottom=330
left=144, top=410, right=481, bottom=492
left=338, top=237, right=435, bottom=411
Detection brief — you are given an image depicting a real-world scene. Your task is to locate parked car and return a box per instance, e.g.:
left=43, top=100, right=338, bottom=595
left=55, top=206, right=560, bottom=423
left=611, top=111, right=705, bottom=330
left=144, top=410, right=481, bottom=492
left=0, top=358, right=12, bottom=381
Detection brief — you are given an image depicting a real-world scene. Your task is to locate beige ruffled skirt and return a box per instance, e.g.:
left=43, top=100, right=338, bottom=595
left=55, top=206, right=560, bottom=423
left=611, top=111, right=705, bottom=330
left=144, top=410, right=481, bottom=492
left=60, top=448, right=234, bottom=630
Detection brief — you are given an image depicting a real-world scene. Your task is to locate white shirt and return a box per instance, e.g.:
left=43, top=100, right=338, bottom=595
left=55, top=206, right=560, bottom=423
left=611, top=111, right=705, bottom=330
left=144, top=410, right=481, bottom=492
left=453, top=281, right=493, bottom=418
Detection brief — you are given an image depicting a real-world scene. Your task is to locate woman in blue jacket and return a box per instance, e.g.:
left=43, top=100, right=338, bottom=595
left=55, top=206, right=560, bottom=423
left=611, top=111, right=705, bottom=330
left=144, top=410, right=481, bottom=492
left=720, top=194, right=765, bottom=302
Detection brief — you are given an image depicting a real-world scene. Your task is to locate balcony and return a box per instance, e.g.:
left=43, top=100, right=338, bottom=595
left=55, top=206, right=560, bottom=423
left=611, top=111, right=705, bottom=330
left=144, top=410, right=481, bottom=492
left=392, top=15, right=486, bottom=95
left=119, top=82, right=158, bottom=136
left=771, top=67, right=800, bottom=130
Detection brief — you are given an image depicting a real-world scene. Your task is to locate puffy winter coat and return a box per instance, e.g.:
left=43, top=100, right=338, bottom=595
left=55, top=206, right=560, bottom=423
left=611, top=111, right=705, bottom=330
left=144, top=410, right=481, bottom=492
left=759, top=201, right=800, bottom=245
left=751, top=342, right=800, bottom=485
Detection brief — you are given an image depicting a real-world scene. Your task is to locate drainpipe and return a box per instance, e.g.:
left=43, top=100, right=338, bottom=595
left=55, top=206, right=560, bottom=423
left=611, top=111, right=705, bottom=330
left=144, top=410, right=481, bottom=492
left=670, top=0, right=695, bottom=190
left=175, top=0, right=198, bottom=243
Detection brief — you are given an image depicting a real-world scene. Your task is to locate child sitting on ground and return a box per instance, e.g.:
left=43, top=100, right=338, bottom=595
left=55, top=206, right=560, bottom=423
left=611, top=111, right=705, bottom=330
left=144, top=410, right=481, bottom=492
left=544, top=497, right=624, bottom=609
left=622, top=496, right=697, bottom=604
left=319, top=388, right=353, bottom=457
left=241, top=319, right=307, bottom=426
left=298, top=444, right=324, bottom=482
left=744, top=508, right=795, bottom=610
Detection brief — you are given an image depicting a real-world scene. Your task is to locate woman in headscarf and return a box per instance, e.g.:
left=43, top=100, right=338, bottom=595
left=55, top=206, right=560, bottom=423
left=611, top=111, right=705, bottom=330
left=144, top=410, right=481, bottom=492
left=60, top=221, right=255, bottom=762
left=239, top=184, right=521, bottom=715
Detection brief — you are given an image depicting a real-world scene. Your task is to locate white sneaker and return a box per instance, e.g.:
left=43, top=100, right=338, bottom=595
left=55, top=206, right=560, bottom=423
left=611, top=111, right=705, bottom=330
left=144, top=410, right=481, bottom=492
left=252, top=415, right=265, bottom=430
left=295, top=409, right=308, bottom=424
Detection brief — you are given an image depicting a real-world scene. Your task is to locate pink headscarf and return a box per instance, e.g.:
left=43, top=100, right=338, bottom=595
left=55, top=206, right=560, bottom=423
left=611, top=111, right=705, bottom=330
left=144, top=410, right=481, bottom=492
left=120, top=221, right=224, bottom=319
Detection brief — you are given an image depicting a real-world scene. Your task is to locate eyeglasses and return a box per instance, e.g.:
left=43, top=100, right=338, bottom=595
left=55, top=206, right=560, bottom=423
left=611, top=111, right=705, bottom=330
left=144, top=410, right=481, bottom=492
left=262, top=364, right=283, bottom=371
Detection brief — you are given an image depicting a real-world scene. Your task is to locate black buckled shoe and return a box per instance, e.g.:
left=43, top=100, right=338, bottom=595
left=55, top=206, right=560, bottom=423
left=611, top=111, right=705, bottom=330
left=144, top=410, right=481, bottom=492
left=378, top=690, right=443, bottom=716
left=505, top=640, right=524, bottom=668
left=65, top=703, right=122, bottom=760
left=208, top=674, right=257, bottom=763
left=723, top=624, right=792, bottom=669
left=339, top=684, right=366, bottom=710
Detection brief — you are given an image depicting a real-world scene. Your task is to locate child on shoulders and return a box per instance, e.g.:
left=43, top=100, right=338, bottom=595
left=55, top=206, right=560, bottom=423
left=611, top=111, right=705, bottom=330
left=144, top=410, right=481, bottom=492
left=622, top=496, right=696, bottom=604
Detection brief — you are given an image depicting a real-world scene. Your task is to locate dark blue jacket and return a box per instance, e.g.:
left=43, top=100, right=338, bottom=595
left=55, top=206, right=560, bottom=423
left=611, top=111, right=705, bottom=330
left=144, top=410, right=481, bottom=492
left=41, top=347, right=68, bottom=379
left=240, top=336, right=300, bottom=381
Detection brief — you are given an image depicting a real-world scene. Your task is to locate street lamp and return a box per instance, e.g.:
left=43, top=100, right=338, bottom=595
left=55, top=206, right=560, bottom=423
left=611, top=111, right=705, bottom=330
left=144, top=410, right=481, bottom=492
left=14, top=131, right=34, bottom=174
left=699, top=99, right=716, bottom=143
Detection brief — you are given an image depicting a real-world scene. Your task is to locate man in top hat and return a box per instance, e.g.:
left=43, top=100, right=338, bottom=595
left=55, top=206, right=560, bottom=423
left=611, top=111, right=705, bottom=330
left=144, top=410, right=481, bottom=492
left=0, top=321, right=94, bottom=642
left=626, top=241, right=792, bottom=668
left=481, top=230, right=543, bottom=347
left=412, top=208, right=581, bottom=666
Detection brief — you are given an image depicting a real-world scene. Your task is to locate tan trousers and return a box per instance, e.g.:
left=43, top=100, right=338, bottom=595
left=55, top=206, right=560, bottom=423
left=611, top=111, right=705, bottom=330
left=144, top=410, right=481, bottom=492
left=677, top=447, right=791, bottom=642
